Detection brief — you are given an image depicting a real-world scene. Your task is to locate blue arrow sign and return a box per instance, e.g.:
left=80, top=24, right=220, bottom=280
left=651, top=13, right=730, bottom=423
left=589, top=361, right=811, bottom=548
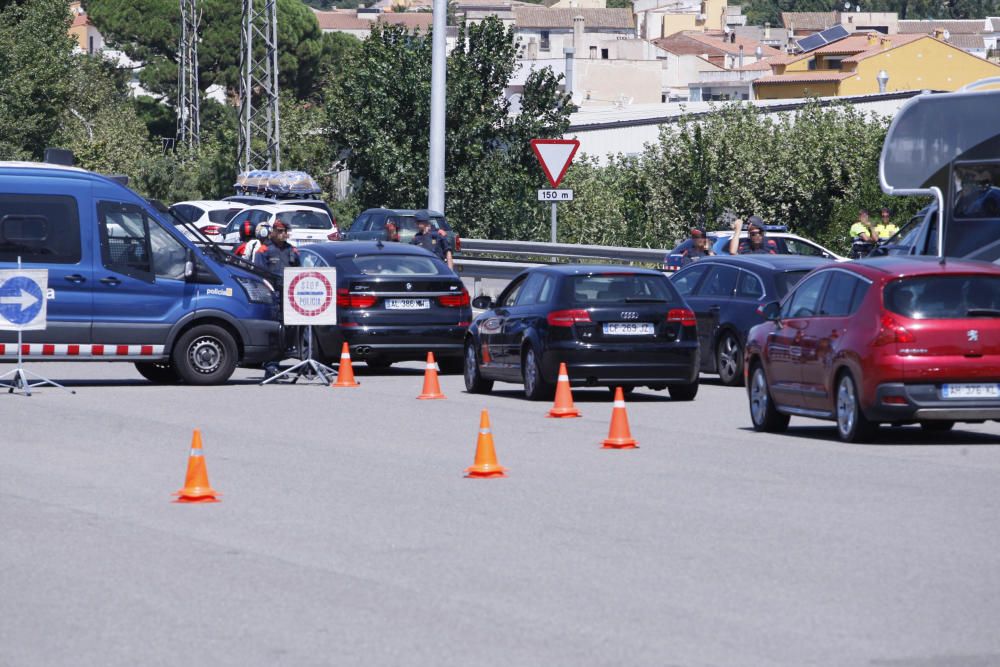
left=0, top=275, right=44, bottom=326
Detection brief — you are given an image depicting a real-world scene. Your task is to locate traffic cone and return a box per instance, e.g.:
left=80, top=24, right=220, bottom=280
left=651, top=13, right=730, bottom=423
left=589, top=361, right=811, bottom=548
left=331, top=342, right=359, bottom=387
left=417, top=351, right=446, bottom=400
left=546, top=362, right=581, bottom=418
left=465, top=410, right=507, bottom=478
left=602, top=387, right=638, bottom=449
left=174, top=429, right=220, bottom=503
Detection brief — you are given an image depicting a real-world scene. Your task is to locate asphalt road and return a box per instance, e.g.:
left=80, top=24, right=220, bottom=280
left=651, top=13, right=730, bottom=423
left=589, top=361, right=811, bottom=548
left=2, top=361, right=1000, bottom=667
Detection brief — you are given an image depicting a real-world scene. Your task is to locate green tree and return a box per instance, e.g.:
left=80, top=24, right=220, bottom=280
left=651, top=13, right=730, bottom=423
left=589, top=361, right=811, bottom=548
left=327, top=17, right=573, bottom=236
left=0, top=0, right=75, bottom=159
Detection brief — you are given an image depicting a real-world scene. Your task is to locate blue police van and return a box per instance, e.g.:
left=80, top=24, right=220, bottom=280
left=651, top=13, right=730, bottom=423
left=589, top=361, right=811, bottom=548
left=0, top=161, right=283, bottom=384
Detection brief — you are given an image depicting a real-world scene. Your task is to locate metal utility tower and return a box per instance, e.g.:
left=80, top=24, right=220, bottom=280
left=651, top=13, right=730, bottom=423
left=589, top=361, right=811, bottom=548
left=177, top=0, right=201, bottom=149
left=238, top=0, right=280, bottom=172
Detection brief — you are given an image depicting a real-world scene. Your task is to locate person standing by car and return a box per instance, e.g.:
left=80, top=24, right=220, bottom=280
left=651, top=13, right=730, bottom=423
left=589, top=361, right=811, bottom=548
left=729, top=216, right=777, bottom=255
left=254, top=220, right=300, bottom=275
left=875, top=207, right=899, bottom=241
left=237, top=222, right=270, bottom=264
left=849, top=209, right=878, bottom=258
left=679, top=227, right=714, bottom=266
left=384, top=220, right=400, bottom=242
left=411, top=210, right=454, bottom=269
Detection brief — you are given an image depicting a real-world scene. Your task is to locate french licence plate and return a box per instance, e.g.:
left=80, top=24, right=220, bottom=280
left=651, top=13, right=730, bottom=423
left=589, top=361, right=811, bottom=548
left=941, top=383, right=1000, bottom=399
left=386, top=298, right=430, bottom=310
left=603, top=322, right=654, bottom=336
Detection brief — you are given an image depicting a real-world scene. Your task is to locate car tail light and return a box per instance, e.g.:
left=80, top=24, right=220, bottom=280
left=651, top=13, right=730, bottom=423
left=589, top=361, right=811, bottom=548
left=327, top=231, right=340, bottom=241
left=201, top=225, right=222, bottom=236
left=439, top=289, right=470, bottom=307
left=547, top=309, right=591, bottom=327
left=454, top=235, right=461, bottom=252
left=874, top=312, right=915, bottom=345
left=337, top=288, right=376, bottom=308
left=881, top=395, right=908, bottom=405
left=667, top=308, right=697, bottom=326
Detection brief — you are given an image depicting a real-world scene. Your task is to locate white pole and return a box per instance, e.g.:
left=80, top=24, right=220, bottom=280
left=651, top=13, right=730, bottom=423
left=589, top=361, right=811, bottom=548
left=551, top=202, right=557, bottom=244
left=428, top=0, right=447, bottom=212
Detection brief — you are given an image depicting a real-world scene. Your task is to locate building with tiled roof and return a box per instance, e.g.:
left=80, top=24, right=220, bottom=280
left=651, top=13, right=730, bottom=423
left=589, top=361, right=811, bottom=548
left=513, top=7, right=634, bottom=30
left=781, top=10, right=898, bottom=37
left=781, top=11, right=837, bottom=35
left=754, top=32, right=1000, bottom=99
left=313, top=8, right=435, bottom=39
left=898, top=19, right=987, bottom=35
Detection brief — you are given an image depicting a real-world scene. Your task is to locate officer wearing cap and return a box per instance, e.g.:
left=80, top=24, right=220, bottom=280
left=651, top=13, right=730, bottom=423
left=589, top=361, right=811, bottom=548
left=410, top=210, right=453, bottom=269
left=729, top=215, right=777, bottom=255
left=679, top=226, right=715, bottom=266
left=254, top=220, right=300, bottom=275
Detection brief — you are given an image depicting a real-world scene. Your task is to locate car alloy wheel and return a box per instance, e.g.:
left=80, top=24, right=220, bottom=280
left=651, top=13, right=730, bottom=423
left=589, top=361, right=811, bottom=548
left=836, top=373, right=876, bottom=442
left=717, top=333, right=743, bottom=387
left=521, top=346, right=553, bottom=401
left=464, top=341, right=493, bottom=394
left=750, top=366, right=769, bottom=427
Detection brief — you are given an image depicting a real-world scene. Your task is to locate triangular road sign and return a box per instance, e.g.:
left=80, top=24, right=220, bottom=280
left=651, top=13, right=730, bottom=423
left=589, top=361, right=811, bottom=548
left=530, top=139, right=580, bottom=188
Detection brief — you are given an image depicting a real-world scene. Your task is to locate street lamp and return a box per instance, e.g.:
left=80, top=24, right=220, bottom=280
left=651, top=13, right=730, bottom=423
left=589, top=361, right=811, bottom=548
left=877, top=69, right=889, bottom=93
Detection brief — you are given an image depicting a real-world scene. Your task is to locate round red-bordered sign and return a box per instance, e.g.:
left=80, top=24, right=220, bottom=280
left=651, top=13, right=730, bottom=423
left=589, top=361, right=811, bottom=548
left=287, top=271, right=334, bottom=318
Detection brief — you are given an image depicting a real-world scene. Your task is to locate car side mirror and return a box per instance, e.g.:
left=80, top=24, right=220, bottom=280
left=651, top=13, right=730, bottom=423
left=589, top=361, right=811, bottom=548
left=758, top=301, right=781, bottom=322
left=184, top=248, right=196, bottom=280
left=472, top=295, right=493, bottom=310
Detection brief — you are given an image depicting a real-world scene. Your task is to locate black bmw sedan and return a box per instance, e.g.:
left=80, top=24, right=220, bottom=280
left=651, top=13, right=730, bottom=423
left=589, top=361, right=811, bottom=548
left=464, top=265, right=700, bottom=400
left=669, top=255, right=832, bottom=386
left=297, top=242, right=471, bottom=371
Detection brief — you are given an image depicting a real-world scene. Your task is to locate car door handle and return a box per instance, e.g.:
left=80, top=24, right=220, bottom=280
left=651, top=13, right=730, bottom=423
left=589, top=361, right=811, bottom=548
left=64, top=274, right=87, bottom=284
left=99, top=277, right=122, bottom=286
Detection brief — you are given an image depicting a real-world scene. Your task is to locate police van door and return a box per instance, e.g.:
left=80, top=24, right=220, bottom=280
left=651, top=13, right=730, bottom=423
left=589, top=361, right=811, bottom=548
left=91, top=200, right=194, bottom=347
left=0, top=191, right=93, bottom=346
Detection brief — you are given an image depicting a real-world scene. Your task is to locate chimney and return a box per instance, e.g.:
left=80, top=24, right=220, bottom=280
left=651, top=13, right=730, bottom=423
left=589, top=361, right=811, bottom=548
left=564, top=47, right=576, bottom=96
left=764, top=22, right=771, bottom=40
left=573, top=14, right=585, bottom=54
left=527, top=38, right=538, bottom=59
left=867, top=31, right=880, bottom=45
left=738, top=43, right=744, bottom=68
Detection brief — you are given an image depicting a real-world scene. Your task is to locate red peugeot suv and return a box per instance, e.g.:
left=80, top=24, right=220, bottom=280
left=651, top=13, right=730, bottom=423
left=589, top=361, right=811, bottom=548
left=744, top=257, right=1000, bottom=442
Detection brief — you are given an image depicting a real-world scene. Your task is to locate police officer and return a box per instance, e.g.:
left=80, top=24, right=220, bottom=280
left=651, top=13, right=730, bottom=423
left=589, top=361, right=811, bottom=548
left=679, top=226, right=714, bottom=266
left=875, top=207, right=899, bottom=241
left=728, top=215, right=778, bottom=255
left=410, top=210, right=453, bottom=269
left=254, top=220, right=300, bottom=275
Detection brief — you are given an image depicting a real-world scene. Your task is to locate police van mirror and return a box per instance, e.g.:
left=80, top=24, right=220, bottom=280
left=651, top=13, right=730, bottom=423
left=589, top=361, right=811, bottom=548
left=184, top=248, right=196, bottom=280
left=472, top=295, right=493, bottom=310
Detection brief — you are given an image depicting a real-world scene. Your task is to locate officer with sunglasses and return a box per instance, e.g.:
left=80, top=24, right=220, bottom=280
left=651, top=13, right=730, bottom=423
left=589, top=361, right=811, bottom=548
left=728, top=215, right=777, bottom=255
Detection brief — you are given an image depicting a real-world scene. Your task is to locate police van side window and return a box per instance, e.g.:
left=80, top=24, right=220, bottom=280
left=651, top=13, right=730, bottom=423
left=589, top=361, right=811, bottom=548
left=0, top=194, right=81, bottom=264
left=148, top=221, right=187, bottom=280
left=98, top=201, right=153, bottom=280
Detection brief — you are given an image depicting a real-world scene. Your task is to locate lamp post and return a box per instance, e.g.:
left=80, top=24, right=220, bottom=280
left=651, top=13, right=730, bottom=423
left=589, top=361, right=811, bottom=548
left=877, top=69, right=889, bottom=93
left=428, top=0, right=446, bottom=213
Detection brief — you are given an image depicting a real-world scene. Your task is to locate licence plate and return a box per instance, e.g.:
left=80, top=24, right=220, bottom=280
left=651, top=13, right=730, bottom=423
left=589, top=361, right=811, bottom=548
left=603, top=322, right=654, bottom=336
left=386, top=298, right=430, bottom=310
left=941, top=383, right=1000, bottom=399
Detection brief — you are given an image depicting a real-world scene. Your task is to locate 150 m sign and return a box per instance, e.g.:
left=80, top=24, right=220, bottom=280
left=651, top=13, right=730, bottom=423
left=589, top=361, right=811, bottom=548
left=537, top=189, right=574, bottom=202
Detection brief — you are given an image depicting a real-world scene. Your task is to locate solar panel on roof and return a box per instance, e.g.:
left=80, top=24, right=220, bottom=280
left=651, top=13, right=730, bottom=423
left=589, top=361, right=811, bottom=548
left=796, top=33, right=826, bottom=52
left=795, top=24, right=851, bottom=52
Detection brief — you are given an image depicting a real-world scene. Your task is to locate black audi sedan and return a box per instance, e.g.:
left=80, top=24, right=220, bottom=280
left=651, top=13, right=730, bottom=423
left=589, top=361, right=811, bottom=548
left=669, top=255, right=832, bottom=386
left=297, top=242, right=471, bottom=371
left=464, top=265, right=700, bottom=400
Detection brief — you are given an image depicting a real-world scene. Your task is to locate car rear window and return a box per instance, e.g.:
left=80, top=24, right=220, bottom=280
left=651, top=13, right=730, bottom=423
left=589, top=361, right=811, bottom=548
left=208, top=208, right=243, bottom=224
left=774, top=270, right=812, bottom=298
left=570, top=274, right=678, bottom=304
left=275, top=210, right=332, bottom=230
left=885, top=275, right=1000, bottom=319
left=344, top=254, right=448, bottom=276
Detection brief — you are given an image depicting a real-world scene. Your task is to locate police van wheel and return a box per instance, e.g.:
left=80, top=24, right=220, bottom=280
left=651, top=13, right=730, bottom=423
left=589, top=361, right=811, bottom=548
left=134, top=361, right=182, bottom=384
left=172, top=325, right=238, bottom=385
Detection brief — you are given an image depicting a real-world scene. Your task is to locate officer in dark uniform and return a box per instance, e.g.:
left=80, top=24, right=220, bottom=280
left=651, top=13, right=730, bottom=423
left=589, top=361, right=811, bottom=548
left=254, top=220, right=301, bottom=275
left=679, top=226, right=714, bottom=266
left=410, top=210, right=453, bottom=268
left=253, top=220, right=301, bottom=379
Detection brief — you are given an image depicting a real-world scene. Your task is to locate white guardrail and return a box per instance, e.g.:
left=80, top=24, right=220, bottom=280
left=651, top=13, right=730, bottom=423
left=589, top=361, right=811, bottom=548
left=454, top=238, right=669, bottom=280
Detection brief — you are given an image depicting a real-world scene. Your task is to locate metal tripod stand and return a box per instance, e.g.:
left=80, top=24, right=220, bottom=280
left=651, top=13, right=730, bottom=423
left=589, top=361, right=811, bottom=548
left=260, top=325, right=337, bottom=385
left=0, top=329, right=75, bottom=396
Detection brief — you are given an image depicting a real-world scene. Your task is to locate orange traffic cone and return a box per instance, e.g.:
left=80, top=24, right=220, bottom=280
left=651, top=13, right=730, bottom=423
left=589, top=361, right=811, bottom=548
left=547, top=362, right=581, bottom=418
left=174, top=429, right=220, bottom=503
left=602, top=387, right=638, bottom=449
left=417, top=351, right=446, bottom=399
left=481, top=342, right=492, bottom=365
left=331, top=342, right=359, bottom=387
left=465, top=410, right=507, bottom=478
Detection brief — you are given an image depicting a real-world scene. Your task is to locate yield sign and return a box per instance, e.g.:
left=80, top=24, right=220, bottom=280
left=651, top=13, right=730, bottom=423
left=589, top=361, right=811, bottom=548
left=530, top=139, right=580, bottom=188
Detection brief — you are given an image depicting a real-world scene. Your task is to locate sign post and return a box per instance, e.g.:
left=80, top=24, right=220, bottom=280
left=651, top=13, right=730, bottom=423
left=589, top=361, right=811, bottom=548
left=530, top=139, right=579, bottom=244
left=0, top=263, right=73, bottom=395
left=262, top=267, right=339, bottom=385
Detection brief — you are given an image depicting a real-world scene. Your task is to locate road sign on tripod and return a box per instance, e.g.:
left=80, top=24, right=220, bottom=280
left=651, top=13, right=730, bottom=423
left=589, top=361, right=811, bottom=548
left=0, top=270, right=47, bottom=331
left=264, top=267, right=339, bottom=386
